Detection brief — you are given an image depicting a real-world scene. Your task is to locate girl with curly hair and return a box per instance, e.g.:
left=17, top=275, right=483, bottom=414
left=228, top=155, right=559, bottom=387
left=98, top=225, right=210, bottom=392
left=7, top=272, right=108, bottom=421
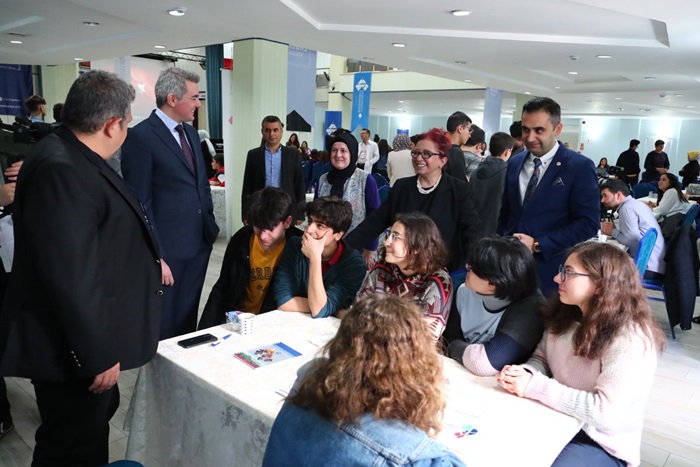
left=263, top=294, right=465, bottom=466
left=498, top=242, right=665, bottom=467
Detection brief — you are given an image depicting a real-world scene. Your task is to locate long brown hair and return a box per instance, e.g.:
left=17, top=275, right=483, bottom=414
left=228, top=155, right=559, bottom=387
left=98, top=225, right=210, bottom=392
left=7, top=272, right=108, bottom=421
left=288, top=294, right=445, bottom=435
left=543, top=242, right=666, bottom=359
left=388, top=212, right=448, bottom=274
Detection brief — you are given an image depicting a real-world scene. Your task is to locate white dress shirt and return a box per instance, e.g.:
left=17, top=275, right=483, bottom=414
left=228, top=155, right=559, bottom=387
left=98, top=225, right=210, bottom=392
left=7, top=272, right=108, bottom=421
left=518, top=142, right=560, bottom=202
left=358, top=140, right=380, bottom=173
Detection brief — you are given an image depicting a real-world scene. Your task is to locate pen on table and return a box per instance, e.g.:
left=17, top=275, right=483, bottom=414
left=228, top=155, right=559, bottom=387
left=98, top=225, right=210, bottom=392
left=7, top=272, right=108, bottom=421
left=222, top=334, right=232, bottom=340
left=210, top=341, right=221, bottom=347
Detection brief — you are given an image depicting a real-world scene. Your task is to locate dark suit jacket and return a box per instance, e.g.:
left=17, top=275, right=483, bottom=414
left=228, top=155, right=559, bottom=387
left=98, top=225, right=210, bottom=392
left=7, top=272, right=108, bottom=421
left=241, top=145, right=305, bottom=221
left=121, top=111, right=219, bottom=260
left=0, top=127, right=162, bottom=382
left=498, top=144, right=600, bottom=295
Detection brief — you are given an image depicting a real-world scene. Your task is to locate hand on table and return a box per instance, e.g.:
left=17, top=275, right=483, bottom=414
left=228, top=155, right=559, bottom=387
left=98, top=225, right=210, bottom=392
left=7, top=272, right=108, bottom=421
left=497, top=364, right=532, bottom=397
left=89, top=362, right=120, bottom=394
left=646, top=201, right=656, bottom=208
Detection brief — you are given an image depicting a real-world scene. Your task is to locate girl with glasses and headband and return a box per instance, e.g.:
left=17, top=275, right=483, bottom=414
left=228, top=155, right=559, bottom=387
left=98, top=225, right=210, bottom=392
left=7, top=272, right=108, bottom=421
left=353, top=212, right=452, bottom=341
left=497, top=242, right=665, bottom=467
left=345, top=127, right=482, bottom=272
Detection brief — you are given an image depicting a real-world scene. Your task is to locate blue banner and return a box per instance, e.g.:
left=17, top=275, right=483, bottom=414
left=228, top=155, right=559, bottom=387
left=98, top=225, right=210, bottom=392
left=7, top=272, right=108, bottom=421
left=286, top=46, right=316, bottom=132
left=350, top=72, right=372, bottom=131
left=324, top=111, right=342, bottom=150
left=0, top=64, right=33, bottom=117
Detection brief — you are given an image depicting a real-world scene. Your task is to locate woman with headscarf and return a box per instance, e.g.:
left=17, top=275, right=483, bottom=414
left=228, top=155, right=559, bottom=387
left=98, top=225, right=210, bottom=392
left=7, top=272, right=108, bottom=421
left=387, top=133, right=414, bottom=186
left=679, top=151, right=700, bottom=188
left=316, top=133, right=380, bottom=242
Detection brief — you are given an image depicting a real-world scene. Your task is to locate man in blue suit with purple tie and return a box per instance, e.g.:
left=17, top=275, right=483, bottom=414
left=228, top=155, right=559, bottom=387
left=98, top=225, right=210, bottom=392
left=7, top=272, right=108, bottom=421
left=498, top=97, right=599, bottom=295
left=122, top=68, right=219, bottom=339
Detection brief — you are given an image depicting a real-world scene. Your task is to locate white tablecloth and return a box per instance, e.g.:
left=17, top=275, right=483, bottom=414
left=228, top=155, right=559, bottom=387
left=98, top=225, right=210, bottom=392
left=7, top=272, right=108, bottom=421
left=125, top=311, right=579, bottom=467
left=210, top=186, right=226, bottom=238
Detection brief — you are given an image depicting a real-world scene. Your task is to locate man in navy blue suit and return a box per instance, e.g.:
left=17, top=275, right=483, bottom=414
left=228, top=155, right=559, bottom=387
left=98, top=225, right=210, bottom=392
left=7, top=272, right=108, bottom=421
left=122, top=68, right=219, bottom=339
left=498, top=97, right=599, bottom=295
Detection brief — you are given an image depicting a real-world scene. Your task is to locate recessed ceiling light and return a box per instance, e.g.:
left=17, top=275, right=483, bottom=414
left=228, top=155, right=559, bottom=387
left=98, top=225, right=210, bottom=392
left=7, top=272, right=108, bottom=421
left=524, top=91, right=532, bottom=95
left=554, top=86, right=561, bottom=89
left=398, top=100, right=404, bottom=103
left=168, top=7, right=187, bottom=16
left=614, top=97, right=622, bottom=100
left=568, top=71, right=578, bottom=75
left=687, top=105, right=694, bottom=109
left=618, top=108, right=624, bottom=111
left=464, top=79, right=472, bottom=83
left=644, top=76, right=656, bottom=80
left=675, top=94, right=684, bottom=97
left=10, top=40, right=22, bottom=44
left=154, top=45, right=166, bottom=49
left=397, top=108, right=402, bottom=111
left=451, top=10, right=471, bottom=16
left=388, top=110, right=392, bottom=113
left=392, top=43, right=406, bottom=48
left=74, top=57, right=84, bottom=61
left=596, top=55, right=612, bottom=59
left=83, top=21, right=100, bottom=26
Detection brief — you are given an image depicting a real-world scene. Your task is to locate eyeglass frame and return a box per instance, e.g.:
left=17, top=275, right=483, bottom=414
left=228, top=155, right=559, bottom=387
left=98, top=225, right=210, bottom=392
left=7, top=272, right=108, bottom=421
left=558, top=264, right=590, bottom=282
left=410, top=149, right=442, bottom=161
left=384, top=229, right=404, bottom=244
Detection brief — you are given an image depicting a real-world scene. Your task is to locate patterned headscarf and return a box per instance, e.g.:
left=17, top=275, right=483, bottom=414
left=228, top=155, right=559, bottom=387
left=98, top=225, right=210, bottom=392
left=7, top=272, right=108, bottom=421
left=392, top=133, right=411, bottom=151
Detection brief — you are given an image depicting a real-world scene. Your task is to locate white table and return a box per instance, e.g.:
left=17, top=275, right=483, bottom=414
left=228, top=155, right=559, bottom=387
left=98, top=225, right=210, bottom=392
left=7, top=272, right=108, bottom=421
left=125, top=311, right=579, bottom=467
left=210, top=186, right=227, bottom=238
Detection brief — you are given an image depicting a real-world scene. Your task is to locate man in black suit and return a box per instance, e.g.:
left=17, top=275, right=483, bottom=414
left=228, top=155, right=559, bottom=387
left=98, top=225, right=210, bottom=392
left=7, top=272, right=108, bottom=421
left=616, top=138, right=641, bottom=186
left=122, top=68, right=219, bottom=340
left=0, top=70, right=162, bottom=466
left=241, top=115, right=305, bottom=222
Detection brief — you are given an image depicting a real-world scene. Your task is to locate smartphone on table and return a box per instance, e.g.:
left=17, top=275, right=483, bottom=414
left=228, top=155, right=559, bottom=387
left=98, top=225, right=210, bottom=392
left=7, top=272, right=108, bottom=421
left=177, top=333, right=217, bottom=348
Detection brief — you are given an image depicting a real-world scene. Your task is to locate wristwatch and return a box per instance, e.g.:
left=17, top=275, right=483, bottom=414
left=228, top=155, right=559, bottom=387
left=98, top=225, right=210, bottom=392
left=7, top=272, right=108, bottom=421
left=532, top=240, right=541, bottom=253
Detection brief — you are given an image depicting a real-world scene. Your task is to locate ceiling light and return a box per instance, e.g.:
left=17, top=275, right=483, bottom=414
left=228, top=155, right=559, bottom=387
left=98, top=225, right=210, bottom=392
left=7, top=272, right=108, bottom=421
left=168, top=7, right=187, bottom=16
left=451, top=10, right=471, bottom=16
left=687, top=106, right=694, bottom=109
left=398, top=100, right=404, bottom=103
left=397, top=108, right=402, bottom=111
left=74, top=57, right=84, bottom=61
left=454, top=60, right=467, bottom=65
left=154, top=45, right=166, bottom=49
left=464, top=79, right=472, bottom=83
left=568, top=71, right=578, bottom=75
left=639, top=108, right=651, bottom=111
left=644, top=77, right=656, bottom=80
left=392, top=43, right=406, bottom=48
left=675, top=94, right=684, bottom=97
left=523, top=91, right=532, bottom=95
left=618, top=108, right=624, bottom=111
left=596, top=55, right=612, bottom=59
left=83, top=21, right=100, bottom=26
left=10, top=40, right=22, bottom=44
left=554, top=86, right=561, bottom=89
left=615, top=97, right=622, bottom=100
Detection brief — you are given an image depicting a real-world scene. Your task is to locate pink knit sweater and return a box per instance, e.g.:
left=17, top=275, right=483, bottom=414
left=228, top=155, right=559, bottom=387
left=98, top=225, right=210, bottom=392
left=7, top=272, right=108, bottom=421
left=523, top=323, right=658, bottom=467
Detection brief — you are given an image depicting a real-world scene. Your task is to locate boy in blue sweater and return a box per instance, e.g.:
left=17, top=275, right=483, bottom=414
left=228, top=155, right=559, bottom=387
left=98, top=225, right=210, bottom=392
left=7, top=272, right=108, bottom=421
left=274, top=196, right=367, bottom=318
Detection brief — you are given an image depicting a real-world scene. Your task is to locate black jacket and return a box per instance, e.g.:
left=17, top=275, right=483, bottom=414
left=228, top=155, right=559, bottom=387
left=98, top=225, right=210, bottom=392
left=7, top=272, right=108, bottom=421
left=445, top=144, right=468, bottom=181
left=471, top=156, right=507, bottom=234
left=662, top=224, right=699, bottom=331
left=197, top=226, right=302, bottom=330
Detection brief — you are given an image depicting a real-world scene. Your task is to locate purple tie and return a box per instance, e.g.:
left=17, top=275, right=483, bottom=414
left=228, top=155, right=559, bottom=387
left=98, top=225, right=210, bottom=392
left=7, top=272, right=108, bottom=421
left=175, top=124, right=196, bottom=174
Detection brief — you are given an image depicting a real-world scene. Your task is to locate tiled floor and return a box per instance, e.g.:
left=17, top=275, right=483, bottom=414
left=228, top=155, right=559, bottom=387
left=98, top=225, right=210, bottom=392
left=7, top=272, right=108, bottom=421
left=1, top=237, right=700, bottom=467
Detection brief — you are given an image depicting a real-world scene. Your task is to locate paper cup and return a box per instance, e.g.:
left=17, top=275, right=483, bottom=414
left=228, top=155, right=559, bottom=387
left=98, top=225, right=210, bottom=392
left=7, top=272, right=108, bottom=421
left=598, top=234, right=608, bottom=243
left=240, top=314, right=254, bottom=335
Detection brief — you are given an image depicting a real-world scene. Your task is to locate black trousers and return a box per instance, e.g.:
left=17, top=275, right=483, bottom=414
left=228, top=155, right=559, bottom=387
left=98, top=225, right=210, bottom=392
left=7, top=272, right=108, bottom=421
left=32, top=379, right=119, bottom=467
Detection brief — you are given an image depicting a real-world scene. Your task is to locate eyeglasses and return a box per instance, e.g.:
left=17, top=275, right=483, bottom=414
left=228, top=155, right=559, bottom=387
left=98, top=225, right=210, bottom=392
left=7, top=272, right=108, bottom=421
left=410, top=149, right=442, bottom=160
left=384, top=230, right=404, bottom=244
left=558, top=264, right=590, bottom=282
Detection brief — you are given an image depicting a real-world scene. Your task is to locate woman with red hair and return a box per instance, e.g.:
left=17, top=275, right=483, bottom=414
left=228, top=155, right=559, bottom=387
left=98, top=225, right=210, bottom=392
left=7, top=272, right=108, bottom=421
left=345, top=127, right=482, bottom=272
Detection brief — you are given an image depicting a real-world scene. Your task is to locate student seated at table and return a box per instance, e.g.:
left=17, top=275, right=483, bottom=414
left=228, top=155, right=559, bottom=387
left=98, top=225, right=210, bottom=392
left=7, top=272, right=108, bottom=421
left=354, top=212, right=452, bottom=340
left=273, top=196, right=366, bottom=318
left=197, top=187, right=300, bottom=329
left=444, top=236, right=544, bottom=376
left=209, top=154, right=225, bottom=186
left=498, top=242, right=665, bottom=467
left=262, top=294, right=466, bottom=467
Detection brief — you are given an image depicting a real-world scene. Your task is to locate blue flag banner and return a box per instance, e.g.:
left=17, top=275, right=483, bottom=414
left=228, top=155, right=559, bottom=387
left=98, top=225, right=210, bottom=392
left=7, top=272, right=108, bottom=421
left=0, top=64, right=33, bottom=117
left=324, top=111, right=343, bottom=150
left=286, top=46, right=316, bottom=132
left=350, top=72, right=372, bottom=131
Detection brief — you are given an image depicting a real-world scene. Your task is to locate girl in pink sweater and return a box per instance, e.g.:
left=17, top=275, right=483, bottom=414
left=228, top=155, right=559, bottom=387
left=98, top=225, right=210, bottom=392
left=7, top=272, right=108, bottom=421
left=497, top=242, right=665, bottom=467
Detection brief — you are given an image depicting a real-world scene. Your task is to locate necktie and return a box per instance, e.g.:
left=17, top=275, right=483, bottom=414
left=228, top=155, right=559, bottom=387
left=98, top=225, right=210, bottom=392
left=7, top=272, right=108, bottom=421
left=523, top=157, right=542, bottom=204
left=175, top=124, right=196, bottom=174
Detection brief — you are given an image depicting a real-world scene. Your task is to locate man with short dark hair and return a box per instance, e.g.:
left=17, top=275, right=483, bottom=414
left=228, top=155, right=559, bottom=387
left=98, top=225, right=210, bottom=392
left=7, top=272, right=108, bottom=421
left=241, top=115, right=305, bottom=222
left=509, top=120, right=524, bottom=156
left=642, top=139, right=670, bottom=183
left=274, top=196, right=366, bottom=318
left=0, top=70, right=162, bottom=466
left=198, top=187, right=301, bottom=329
left=121, top=67, right=219, bottom=339
left=445, top=111, right=471, bottom=180
left=499, top=97, right=599, bottom=295
left=600, top=179, right=665, bottom=278
left=52, top=103, right=64, bottom=124
left=358, top=128, right=380, bottom=173
left=25, top=94, right=46, bottom=122
left=462, top=124, right=486, bottom=179
left=616, top=139, right=641, bottom=186
left=471, top=132, right=514, bottom=234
